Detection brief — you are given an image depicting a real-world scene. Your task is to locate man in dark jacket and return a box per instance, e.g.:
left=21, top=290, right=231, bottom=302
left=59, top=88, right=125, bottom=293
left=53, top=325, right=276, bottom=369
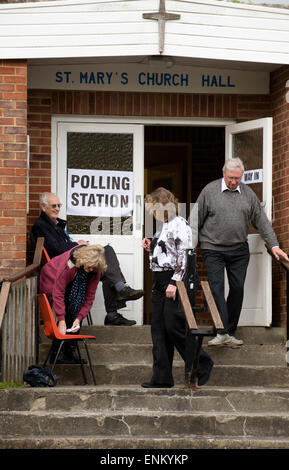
left=32, top=192, right=144, bottom=326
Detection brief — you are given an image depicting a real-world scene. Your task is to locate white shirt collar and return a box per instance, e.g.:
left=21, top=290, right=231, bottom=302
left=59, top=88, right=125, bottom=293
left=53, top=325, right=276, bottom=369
left=221, top=177, right=241, bottom=193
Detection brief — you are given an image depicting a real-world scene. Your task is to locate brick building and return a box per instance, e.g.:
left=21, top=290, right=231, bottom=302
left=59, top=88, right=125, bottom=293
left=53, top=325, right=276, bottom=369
left=0, top=0, right=289, bottom=329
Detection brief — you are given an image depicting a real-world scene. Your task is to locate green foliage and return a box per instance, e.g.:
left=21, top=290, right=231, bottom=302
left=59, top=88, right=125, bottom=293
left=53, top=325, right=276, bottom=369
left=0, top=382, right=24, bottom=389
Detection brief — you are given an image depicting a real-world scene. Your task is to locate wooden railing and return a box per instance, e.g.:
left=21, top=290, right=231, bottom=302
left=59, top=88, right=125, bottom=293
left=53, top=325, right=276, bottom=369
left=0, top=238, right=44, bottom=383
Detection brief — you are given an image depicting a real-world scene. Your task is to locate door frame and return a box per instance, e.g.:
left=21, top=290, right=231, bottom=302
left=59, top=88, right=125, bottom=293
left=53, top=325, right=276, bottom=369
left=225, top=117, right=273, bottom=327
left=52, top=115, right=274, bottom=327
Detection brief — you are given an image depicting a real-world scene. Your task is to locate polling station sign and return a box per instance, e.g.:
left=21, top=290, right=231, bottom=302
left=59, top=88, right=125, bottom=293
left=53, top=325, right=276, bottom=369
left=67, top=169, right=133, bottom=217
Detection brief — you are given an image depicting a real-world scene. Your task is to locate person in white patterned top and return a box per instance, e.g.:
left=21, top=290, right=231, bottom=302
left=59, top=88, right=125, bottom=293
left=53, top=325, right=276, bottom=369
left=142, top=187, right=213, bottom=388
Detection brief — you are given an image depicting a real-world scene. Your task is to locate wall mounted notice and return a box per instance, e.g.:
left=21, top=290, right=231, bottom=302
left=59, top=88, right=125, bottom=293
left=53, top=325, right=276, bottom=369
left=67, top=169, right=133, bottom=217
left=242, top=169, right=263, bottom=184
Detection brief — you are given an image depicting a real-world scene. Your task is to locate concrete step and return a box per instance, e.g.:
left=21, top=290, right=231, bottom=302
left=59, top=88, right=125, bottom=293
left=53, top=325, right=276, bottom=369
left=2, top=408, right=289, bottom=440
left=39, top=325, right=286, bottom=345
left=3, top=386, right=289, bottom=413
left=2, top=385, right=289, bottom=449
left=40, top=362, right=289, bottom=387
left=39, top=343, right=286, bottom=366
left=2, top=435, right=289, bottom=449
left=36, top=325, right=288, bottom=387
left=3, top=326, right=287, bottom=450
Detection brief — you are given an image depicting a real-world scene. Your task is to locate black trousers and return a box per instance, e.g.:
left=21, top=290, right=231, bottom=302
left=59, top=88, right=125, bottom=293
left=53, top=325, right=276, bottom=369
left=51, top=290, right=81, bottom=359
left=202, top=243, right=250, bottom=336
left=150, top=271, right=213, bottom=386
left=101, top=244, right=126, bottom=314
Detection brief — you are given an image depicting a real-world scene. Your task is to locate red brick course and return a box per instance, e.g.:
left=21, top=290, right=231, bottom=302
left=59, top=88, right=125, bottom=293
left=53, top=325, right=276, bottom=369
left=0, top=60, right=27, bottom=278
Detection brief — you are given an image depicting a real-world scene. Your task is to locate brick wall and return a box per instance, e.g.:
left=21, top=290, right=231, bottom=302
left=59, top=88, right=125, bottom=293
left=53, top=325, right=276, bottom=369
left=0, top=60, right=27, bottom=278
left=271, top=65, right=289, bottom=326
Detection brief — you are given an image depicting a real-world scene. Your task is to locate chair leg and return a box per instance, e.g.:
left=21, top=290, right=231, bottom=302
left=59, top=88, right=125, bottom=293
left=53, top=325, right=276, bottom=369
left=43, top=344, right=53, bottom=368
left=82, top=339, right=96, bottom=385
left=49, top=340, right=65, bottom=374
left=76, top=342, right=88, bottom=385
left=86, top=311, right=93, bottom=325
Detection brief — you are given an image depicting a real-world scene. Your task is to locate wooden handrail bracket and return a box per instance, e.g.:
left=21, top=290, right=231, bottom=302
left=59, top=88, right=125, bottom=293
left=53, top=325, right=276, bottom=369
left=177, top=279, right=224, bottom=331
left=176, top=281, right=198, bottom=329
left=0, top=237, right=44, bottom=328
left=33, top=237, right=44, bottom=265
left=0, top=281, right=11, bottom=329
left=200, top=280, right=224, bottom=330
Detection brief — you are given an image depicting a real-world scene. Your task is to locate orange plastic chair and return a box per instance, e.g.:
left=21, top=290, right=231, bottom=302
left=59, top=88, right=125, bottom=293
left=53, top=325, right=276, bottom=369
left=37, top=293, right=97, bottom=385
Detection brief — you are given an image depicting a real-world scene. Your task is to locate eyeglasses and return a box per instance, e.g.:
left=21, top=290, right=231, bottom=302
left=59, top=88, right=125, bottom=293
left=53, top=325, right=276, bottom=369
left=48, top=204, right=62, bottom=208
left=226, top=176, right=241, bottom=181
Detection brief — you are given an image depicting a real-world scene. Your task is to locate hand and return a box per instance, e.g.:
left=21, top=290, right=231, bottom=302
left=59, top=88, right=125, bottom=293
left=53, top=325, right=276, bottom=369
left=142, top=238, right=151, bottom=252
left=72, top=319, right=80, bottom=331
left=78, top=240, right=89, bottom=245
left=166, top=284, right=177, bottom=301
left=272, top=246, right=289, bottom=262
left=58, top=320, right=66, bottom=335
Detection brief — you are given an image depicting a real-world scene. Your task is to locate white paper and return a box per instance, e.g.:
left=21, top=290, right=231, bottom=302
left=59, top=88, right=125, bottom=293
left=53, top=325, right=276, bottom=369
left=242, top=169, right=263, bottom=184
left=67, top=168, right=134, bottom=217
left=66, top=325, right=80, bottom=333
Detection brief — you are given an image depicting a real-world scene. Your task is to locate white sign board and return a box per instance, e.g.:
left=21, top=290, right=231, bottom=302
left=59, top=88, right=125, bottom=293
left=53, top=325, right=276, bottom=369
left=67, top=169, right=133, bottom=217
left=242, top=169, right=263, bottom=184
left=28, top=64, right=269, bottom=95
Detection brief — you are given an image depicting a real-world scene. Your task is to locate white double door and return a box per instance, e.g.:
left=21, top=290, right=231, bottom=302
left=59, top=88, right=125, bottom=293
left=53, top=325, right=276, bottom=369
left=53, top=117, right=273, bottom=327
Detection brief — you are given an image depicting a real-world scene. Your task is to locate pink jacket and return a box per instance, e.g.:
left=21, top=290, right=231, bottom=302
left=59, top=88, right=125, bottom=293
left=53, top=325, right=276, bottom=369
left=39, top=247, right=101, bottom=322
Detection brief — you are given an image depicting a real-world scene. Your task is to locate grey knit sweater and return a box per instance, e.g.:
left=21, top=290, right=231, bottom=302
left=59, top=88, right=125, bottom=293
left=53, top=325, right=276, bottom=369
left=197, top=178, right=278, bottom=251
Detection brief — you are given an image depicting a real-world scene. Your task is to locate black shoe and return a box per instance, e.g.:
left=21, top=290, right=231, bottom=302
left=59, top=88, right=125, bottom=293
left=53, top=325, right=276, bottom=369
left=104, top=313, right=136, bottom=326
left=197, top=359, right=214, bottom=386
left=141, top=382, right=174, bottom=389
left=116, top=286, right=144, bottom=302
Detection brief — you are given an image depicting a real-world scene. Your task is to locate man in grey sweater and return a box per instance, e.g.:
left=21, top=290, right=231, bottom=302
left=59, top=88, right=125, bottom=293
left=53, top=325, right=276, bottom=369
left=197, top=157, right=288, bottom=346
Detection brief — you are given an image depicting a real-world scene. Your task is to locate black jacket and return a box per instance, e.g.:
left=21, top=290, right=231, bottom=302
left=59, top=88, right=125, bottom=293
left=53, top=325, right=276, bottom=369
left=32, top=211, right=78, bottom=258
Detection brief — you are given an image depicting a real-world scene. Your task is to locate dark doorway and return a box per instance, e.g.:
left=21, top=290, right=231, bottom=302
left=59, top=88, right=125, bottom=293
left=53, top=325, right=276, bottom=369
left=143, top=125, right=225, bottom=324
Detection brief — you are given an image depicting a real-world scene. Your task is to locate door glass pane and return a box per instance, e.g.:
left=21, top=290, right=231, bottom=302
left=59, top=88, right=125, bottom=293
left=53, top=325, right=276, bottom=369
left=232, top=128, right=263, bottom=234
left=66, top=132, right=133, bottom=235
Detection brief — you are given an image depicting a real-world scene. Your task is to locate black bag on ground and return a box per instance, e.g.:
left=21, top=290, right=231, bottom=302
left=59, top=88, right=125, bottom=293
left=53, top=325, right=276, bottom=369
left=23, top=365, right=57, bottom=387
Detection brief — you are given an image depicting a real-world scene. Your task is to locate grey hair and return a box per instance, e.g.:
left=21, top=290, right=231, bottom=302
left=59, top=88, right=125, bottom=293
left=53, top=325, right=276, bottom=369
left=222, top=158, right=245, bottom=173
left=39, top=192, right=58, bottom=208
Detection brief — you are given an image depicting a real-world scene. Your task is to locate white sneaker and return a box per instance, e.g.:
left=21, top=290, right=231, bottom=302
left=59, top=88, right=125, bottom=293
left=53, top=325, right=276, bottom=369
left=228, top=335, right=244, bottom=346
left=208, top=334, right=232, bottom=346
